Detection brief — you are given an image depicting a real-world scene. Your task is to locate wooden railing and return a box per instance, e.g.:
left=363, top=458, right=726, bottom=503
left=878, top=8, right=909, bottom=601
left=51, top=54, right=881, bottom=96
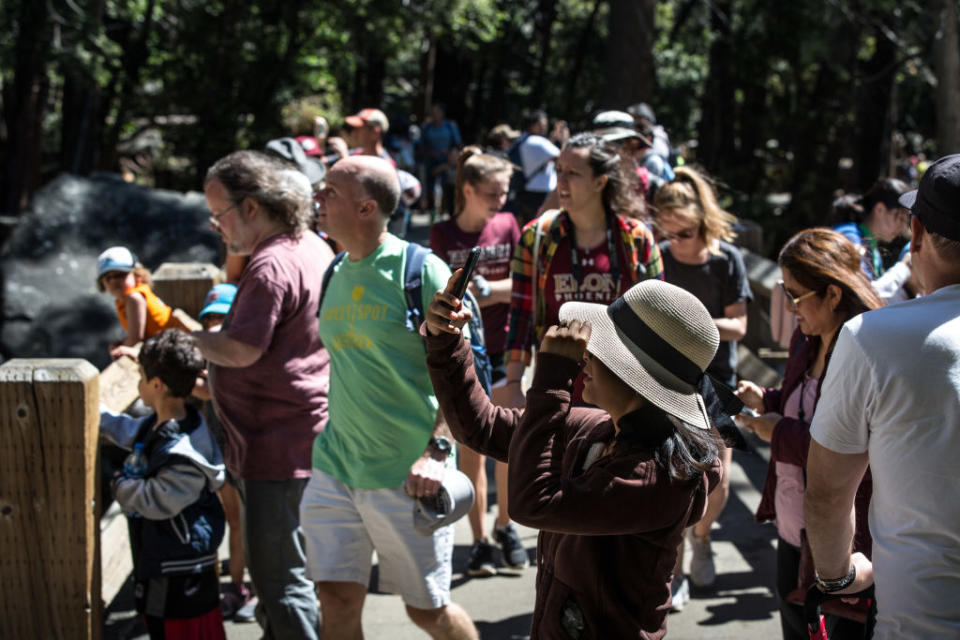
left=0, top=263, right=220, bottom=639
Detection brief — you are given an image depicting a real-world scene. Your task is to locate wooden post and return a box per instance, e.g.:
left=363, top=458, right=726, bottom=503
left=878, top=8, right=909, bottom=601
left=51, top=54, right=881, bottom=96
left=96, top=355, right=141, bottom=607
left=0, top=359, right=101, bottom=640
left=151, top=262, right=221, bottom=321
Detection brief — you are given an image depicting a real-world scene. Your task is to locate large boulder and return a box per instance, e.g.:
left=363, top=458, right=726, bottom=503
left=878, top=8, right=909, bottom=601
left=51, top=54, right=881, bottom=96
left=1, top=173, right=220, bottom=369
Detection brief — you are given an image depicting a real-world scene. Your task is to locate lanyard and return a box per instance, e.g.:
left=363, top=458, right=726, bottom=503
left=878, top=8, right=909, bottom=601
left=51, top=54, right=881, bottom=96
left=857, top=223, right=882, bottom=279
left=566, top=211, right=621, bottom=293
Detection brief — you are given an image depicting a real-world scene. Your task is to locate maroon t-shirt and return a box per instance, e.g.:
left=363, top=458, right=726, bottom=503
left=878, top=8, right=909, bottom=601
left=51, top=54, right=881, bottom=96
left=543, top=235, right=631, bottom=401
left=429, top=212, right=521, bottom=355
left=209, top=232, right=334, bottom=480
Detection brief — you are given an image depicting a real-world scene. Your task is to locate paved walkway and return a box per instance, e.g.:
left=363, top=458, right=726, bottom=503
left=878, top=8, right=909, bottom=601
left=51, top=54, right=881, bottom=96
left=105, top=437, right=782, bottom=639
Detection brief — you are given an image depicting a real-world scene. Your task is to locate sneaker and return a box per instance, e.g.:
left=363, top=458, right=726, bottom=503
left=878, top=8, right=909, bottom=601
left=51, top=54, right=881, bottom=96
left=220, top=584, right=250, bottom=619
left=688, top=532, right=716, bottom=588
left=494, top=523, right=529, bottom=569
left=466, top=540, right=497, bottom=577
left=233, top=594, right=258, bottom=624
left=669, top=575, right=689, bottom=613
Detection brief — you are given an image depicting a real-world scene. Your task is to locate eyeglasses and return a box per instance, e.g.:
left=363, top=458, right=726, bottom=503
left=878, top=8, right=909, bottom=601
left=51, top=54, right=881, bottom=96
left=209, top=203, right=238, bottom=225
left=660, top=227, right=698, bottom=241
left=778, top=280, right=818, bottom=312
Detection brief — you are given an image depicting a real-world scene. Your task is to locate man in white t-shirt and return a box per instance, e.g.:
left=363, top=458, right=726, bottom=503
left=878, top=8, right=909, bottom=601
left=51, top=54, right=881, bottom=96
left=509, top=109, right=559, bottom=224
left=805, top=154, right=960, bottom=639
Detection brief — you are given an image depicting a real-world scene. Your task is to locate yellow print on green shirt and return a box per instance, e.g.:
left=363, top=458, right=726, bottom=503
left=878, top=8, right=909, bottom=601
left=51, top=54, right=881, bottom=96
left=320, top=285, right=391, bottom=351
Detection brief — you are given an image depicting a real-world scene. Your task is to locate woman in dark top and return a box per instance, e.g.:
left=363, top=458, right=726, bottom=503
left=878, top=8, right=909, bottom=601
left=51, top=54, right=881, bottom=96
left=653, top=165, right=752, bottom=596
left=736, top=228, right=881, bottom=640
left=424, top=275, right=734, bottom=639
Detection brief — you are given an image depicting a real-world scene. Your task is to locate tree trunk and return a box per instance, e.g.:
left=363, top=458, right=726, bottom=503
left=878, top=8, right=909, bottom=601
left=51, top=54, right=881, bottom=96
left=100, top=0, right=158, bottom=173
left=2, top=1, right=52, bottom=214
left=697, top=0, right=735, bottom=172
left=933, top=0, right=960, bottom=156
left=531, top=0, right=558, bottom=107
left=602, top=0, right=656, bottom=107
left=784, top=17, right=859, bottom=230
left=853, top=17, right=897, bottom=189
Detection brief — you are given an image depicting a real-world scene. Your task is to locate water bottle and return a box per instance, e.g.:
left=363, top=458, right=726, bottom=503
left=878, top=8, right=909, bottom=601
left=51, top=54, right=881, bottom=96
left=123, top=443, right=147, bottom=479
left=121, top=443, right=147, bottom=518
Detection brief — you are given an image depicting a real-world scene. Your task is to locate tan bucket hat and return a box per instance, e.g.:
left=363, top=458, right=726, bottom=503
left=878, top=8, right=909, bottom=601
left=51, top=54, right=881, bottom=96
left=559, top=280, right=720, bottom=430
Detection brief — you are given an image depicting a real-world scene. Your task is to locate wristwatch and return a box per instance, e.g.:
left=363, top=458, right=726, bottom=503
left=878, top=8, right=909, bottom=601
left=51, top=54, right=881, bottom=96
left=427, top=436, right=452, bottom=459
left=814, top=564, right=857, bottom=593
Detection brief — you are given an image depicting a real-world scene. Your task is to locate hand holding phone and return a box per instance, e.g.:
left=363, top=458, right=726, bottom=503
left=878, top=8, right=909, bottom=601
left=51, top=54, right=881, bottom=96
left=453, top=247, right=482, bottom=299
left=739, top=406, right=760, bottom=419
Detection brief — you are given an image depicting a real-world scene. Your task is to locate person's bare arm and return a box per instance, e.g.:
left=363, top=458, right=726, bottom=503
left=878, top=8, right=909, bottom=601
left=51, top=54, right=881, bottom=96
left=470, top=277, right=513, bottom=308
left=405, top=409, right=453, bottom=498
left=714, top=299, right=747, bottom=342
left=123, top=292, right=148, bottom=346
left=192, top=330, right=263, bottom=368
left=805, top=439, right=873, bottom=593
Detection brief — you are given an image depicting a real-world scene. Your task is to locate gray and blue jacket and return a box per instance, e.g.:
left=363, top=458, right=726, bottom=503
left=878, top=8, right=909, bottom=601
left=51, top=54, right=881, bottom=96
left=100, top=404, right=226, bottom=579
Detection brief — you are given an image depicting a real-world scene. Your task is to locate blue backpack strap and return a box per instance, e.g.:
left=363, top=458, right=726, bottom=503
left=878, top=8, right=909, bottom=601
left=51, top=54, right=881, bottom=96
left=318, top=250, right=347, bottom=317
left=403, top=242, right=431, bottom=333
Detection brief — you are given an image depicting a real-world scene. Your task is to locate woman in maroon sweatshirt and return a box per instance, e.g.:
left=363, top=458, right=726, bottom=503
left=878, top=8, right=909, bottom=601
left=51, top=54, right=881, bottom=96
left=424, top=276, right=735, bottom=639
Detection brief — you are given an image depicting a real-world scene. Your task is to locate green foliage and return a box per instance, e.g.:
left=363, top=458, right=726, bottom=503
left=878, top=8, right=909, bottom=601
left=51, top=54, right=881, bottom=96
left=0, top=0, right=950, bottom=225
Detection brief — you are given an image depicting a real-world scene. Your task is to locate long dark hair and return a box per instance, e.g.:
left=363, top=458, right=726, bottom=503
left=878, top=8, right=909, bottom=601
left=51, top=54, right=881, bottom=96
left=778, top=228, right=883, bottom=321
left=659, top=417, right=723, bottom=483
left=619, top=402, right=722, bottom=483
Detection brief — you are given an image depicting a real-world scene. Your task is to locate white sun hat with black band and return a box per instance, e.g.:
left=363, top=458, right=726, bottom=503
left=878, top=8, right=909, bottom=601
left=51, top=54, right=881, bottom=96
left=559, top=280, right=743, bottom=437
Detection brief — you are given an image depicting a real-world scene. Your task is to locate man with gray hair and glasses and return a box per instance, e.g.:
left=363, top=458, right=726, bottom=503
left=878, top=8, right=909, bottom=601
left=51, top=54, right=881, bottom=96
left=194, top=150, right=334, bottom=639
left=805, top=154, right=960, bottom=638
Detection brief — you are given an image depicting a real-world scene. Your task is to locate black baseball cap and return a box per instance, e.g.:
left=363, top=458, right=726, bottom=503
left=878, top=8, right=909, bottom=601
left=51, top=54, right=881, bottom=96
left=899, top=154, right=960, bottom=242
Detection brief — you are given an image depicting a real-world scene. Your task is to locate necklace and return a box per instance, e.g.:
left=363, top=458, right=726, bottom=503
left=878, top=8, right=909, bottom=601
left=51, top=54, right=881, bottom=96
left=566, top=211, right=621, bottom=292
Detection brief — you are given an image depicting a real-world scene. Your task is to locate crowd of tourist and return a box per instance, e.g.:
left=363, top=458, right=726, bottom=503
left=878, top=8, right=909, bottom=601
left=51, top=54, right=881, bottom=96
left=94, top=99, right=960, bottom=640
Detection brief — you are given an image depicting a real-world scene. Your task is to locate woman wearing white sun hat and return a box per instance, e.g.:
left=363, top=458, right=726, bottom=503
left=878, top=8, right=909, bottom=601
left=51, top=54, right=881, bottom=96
left=424, top=274, right=743, bottom=640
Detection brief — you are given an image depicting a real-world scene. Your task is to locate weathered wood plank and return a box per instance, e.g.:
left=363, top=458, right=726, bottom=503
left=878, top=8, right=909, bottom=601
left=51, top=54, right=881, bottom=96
left=98, top=354, right=141, bottom=414
left=152, top=262, right=222, bottom=320
left=0, top=359, right=101, bottom=640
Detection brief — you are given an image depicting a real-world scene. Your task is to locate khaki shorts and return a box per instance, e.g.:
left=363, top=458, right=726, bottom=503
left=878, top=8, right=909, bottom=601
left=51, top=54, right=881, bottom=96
left=300, top=469, right=454, bottom=610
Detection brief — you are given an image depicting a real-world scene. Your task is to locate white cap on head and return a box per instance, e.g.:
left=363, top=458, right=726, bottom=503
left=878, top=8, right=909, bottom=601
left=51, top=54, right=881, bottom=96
left=97, top=246, right=137, bottom=278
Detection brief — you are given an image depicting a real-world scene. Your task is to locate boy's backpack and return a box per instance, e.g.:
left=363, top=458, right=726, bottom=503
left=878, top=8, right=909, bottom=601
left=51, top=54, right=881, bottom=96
left=319, top=242, right=492, bottom=396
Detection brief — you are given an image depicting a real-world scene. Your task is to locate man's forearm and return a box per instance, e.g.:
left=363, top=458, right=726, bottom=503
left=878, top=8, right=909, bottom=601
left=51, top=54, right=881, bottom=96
left=805, top=491, right=856, bottom=579
left=804, top=440, right=868, bottom=580
left=193, top=330, right=263, bottom=368
left=431, top=407, right=452, bottom=440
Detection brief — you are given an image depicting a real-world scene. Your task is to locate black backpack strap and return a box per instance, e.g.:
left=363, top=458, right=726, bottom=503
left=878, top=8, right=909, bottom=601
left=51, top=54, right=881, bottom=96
left=318, top=250, right=347, bottom=317
left=403, top=242, right=432, bottom=333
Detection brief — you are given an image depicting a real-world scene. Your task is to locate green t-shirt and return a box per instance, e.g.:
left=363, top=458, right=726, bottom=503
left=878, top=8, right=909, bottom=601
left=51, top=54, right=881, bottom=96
left=313, top=234, right=454, bottom=489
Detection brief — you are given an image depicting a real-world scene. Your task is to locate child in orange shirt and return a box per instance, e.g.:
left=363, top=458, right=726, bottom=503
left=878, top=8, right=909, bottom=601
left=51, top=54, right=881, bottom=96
left=97, top=246, right=176, bottom=359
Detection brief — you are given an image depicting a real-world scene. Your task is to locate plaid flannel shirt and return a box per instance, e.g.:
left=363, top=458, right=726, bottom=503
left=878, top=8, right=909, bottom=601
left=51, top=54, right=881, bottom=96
left=505, top=210, right=663, bottom=365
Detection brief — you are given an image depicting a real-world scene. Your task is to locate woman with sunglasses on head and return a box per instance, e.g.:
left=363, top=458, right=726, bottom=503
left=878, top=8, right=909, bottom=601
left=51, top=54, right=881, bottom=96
left=832, top=178, right=915, bottom=302
left=504, top=133, right=662, bottom=410
left=736, top=228, right=882, bottom=640
left=652, top=166, right=752, bottom=598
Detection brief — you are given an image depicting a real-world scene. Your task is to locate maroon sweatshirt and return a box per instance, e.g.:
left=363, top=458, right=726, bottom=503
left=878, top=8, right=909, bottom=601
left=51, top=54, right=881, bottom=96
left=425, top=329, right=722, bottom=639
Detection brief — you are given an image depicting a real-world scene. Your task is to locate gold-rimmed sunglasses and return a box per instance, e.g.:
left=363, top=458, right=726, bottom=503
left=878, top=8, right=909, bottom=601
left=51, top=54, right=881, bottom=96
left=778, top=280, right=818, bottom=312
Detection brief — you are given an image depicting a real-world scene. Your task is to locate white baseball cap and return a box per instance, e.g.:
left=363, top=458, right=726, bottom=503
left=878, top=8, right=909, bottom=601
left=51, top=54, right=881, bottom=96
left=96, top=246, right=137, bottom=279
